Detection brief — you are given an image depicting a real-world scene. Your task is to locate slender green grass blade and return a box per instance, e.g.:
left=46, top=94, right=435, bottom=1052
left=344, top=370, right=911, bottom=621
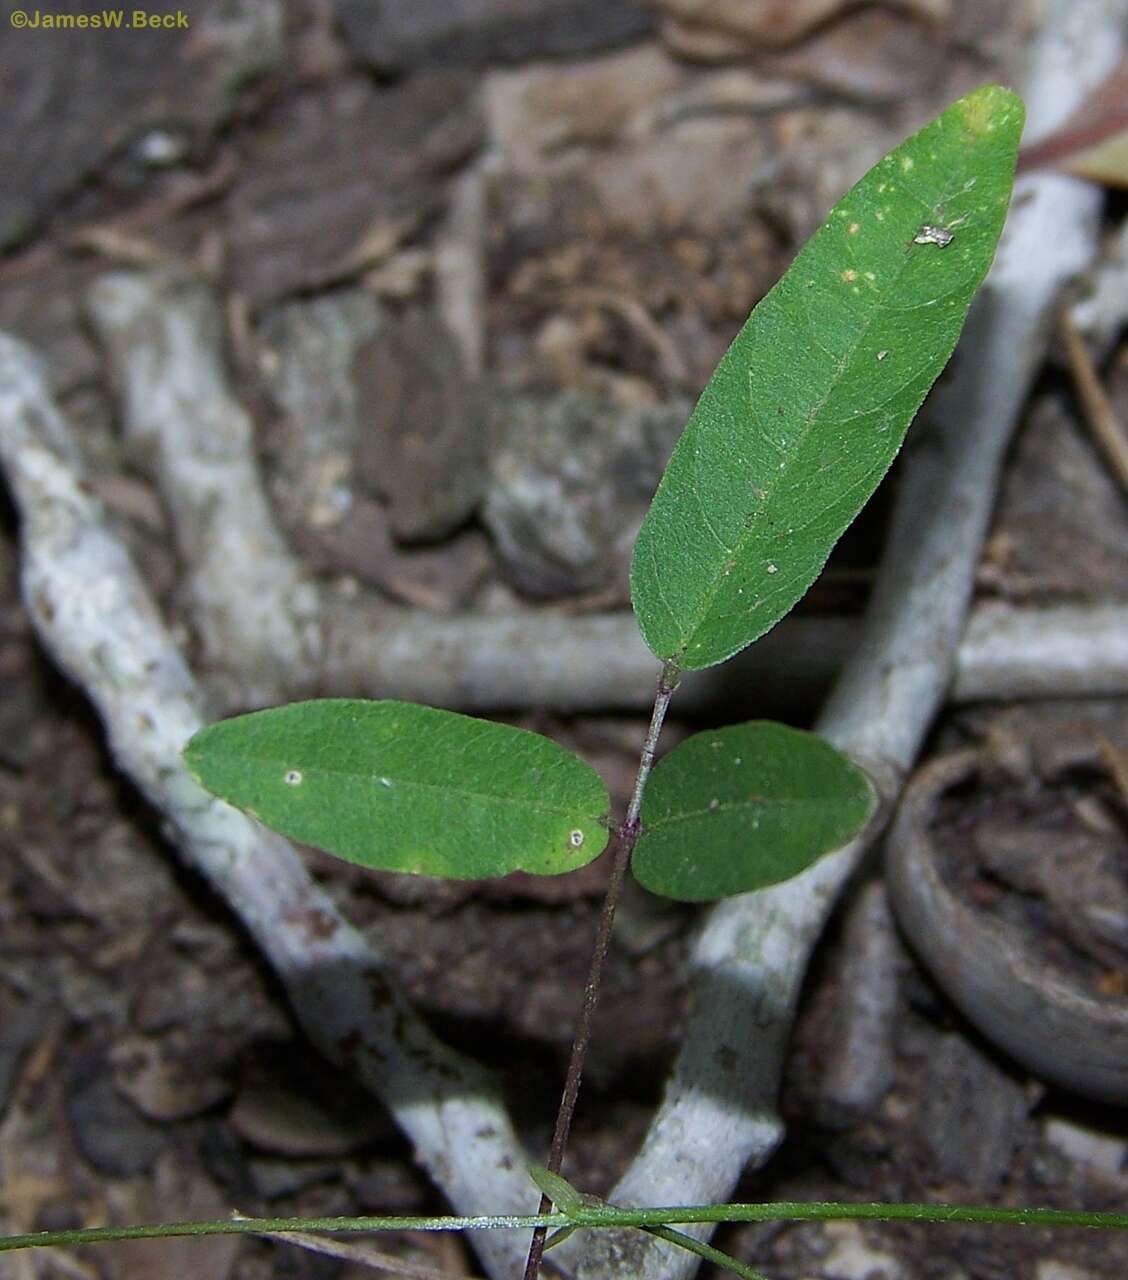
left=642, top=1225, right=769, bottom=1280
left=184, top=700, right=610, bottom=879
left=631, top=85, right=1024, bottom=669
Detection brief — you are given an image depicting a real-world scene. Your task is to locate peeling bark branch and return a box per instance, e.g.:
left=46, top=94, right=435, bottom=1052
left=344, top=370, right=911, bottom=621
left=0, top=337, right=535, bottom=1280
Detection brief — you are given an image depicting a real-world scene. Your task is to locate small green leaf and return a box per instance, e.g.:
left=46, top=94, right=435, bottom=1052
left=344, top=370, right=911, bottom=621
left=632, top=722, right=876, bottom=902
left=183, top=700, right=609, bottom=879
left=528, top=1167, right=584, bottom=1215
left=543, top=1225, right=580, bottom=1252
left=631, top=85, right=1024, bottom=669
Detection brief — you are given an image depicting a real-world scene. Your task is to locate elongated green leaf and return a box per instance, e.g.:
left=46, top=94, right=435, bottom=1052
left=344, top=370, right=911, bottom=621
left=528, top=1167, right=584, bottom=1215
left=183, top=700, right=610, bottom=879
left=631, top=85, right=1024, bottom=670
left=632, top=722, right=876, bottom=902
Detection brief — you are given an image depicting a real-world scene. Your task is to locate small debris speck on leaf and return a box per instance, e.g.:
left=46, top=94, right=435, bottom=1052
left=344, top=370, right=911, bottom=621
left=913, top=225, right=954, bottom=247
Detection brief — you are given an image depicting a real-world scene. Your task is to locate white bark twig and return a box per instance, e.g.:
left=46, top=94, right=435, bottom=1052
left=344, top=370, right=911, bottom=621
left=0, top=337, right=536, bottom=1280
left=814, top=880, right=900, bottom=1127
left=435, top=165, right=488, bottom=380
left=85, top=270, right=323, bottom=705
left=311, top=600, right=1128, bottom=713
left=952, top=601, right=1128, bottom=703
left=563, top=4, right=1126, bottom=1276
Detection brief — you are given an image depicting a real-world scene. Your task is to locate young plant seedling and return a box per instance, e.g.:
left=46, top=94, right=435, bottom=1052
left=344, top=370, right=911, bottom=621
left=183, top=86, right=1024, bottom=1278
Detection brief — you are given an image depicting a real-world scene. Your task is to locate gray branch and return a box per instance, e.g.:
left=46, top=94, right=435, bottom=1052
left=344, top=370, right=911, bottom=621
left=313, top=600, right=1128, bottom=713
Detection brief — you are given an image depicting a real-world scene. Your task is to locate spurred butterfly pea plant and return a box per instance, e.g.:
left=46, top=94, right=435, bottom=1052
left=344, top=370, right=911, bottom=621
left=184, top=85, right=1023, bottom=1278
left=185, top=85, right=1023, bottom=904
left=13, top=84, right=1128, bottom=1280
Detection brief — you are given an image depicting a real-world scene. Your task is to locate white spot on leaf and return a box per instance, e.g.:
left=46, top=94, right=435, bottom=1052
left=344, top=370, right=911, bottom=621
left=913, top=224, right=954, bottom=248
left=569, top=830, right=585, bottom=848
left=284, top=770, right=303, bottom=786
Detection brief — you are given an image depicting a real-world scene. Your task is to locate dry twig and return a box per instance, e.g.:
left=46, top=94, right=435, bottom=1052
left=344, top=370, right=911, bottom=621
left=1061, top=307, right=1128, bottom=493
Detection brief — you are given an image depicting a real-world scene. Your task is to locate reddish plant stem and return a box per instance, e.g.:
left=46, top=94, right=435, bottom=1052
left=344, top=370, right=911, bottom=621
left=521, top=662, right=680, bottom=1280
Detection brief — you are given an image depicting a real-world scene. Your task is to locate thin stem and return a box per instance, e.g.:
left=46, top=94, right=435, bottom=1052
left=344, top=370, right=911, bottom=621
left=521, top=661, right=680, bottom=1280
left=251, top=1224, right=486, bottom=1279
left=572, top=1201, right=1128, bottom=1230
left=4, top=1201, right=1128, bottom=1256
left=624, top=660, right=681, bottom=833
left=641, top=1225, right=769, bottom=1280
left=1060, top=308, right=1128, bottom=495
left=0, top=1216, right=569, bottom=1252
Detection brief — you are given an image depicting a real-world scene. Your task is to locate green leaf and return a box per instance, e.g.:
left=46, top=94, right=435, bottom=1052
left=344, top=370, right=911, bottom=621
left=528, top=1167, right=584, bottom=1215
left=632, top=722, right=877, bottom=902
left=631, top=85, right=1024, bottom=670
left=183, top=700, right=610, bottom=879
left=543, top=1224, right=580, bottom=1252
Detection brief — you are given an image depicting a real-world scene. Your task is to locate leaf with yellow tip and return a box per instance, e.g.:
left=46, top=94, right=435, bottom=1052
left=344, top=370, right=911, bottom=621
left=631, top=85, right=1024, bottom=670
